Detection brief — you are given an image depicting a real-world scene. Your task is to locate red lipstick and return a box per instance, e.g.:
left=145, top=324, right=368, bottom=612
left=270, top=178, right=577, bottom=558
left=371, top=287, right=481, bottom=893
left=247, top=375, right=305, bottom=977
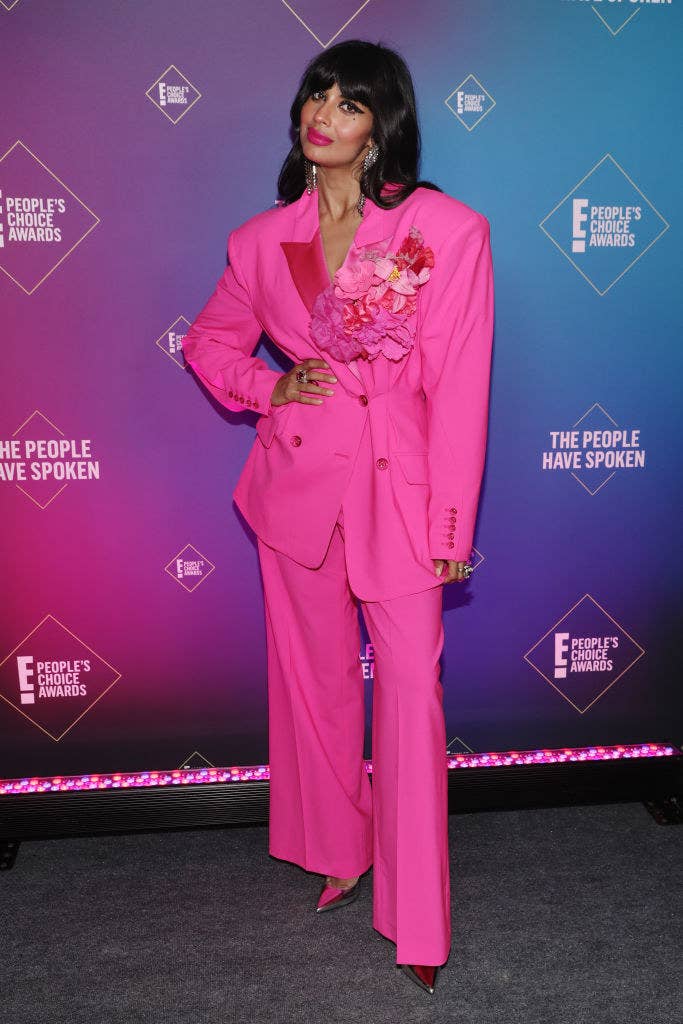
left=307, top=127, right=333, bottom=146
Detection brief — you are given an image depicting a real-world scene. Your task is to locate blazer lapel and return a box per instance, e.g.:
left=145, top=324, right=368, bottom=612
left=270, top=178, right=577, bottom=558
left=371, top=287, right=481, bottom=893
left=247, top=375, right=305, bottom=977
left=279, top=186, right=326, bottom=317
left=280, top=186, right=403, bottom=396
left=280, top=236, right=328, bottom=315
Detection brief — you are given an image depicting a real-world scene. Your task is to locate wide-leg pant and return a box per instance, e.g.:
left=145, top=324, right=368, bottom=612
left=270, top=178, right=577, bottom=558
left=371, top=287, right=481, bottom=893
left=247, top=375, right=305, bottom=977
left=257, top=504, right=451, bottom=966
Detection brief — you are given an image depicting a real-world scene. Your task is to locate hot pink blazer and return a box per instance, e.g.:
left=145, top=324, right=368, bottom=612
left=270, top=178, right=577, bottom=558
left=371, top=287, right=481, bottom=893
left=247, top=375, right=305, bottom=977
left=182, top=183, right=494, bottom=600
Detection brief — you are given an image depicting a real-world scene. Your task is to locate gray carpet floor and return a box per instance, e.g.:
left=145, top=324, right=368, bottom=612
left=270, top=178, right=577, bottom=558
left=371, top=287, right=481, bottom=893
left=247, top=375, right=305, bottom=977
left=1, top=801, right=680, bottom=1023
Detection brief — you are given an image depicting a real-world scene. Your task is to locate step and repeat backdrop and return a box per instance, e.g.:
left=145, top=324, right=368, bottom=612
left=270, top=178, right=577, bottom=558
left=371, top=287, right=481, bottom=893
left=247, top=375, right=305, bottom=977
left=1, top=0, right=681, bottom=778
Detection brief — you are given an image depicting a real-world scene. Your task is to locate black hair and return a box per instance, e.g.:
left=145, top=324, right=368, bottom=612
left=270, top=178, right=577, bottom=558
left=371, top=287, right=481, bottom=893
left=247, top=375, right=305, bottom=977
left=276, top=39, right=442, bottom=208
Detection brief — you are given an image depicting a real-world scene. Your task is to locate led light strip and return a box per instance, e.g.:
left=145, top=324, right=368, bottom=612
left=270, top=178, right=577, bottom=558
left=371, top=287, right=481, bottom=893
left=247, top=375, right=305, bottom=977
left=0, top=742, right=676, bottom=796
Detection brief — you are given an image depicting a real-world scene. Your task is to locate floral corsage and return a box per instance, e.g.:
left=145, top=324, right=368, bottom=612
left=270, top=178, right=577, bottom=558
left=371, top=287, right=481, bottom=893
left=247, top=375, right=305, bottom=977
left=310, top=225, right=435, bottom=363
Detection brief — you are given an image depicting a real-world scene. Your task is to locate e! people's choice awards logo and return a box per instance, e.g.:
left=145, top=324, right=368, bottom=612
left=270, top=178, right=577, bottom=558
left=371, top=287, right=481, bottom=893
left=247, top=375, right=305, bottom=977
left=146, top=66, right=201, bottom=124
left=540, top=154, right=668, bottom=294
left=0, top=411, right=101, bottom=508
left=0, top=615, right=121, bottom=741
left=0, top=141, right=99, bottom=294
left=524, top=594, right=644, bottom=713
left=541, top=403, right=645, bottom=495
left=165, top=544, right=215, bottom=593
left=445, top=74, right=496, bottom=131
left=155, top=317, right=190, bottom=369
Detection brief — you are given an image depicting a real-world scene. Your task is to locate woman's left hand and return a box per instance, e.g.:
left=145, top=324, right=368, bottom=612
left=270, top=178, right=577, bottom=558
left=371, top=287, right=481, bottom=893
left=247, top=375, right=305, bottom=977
left=433, top=559, right=469, bottom=584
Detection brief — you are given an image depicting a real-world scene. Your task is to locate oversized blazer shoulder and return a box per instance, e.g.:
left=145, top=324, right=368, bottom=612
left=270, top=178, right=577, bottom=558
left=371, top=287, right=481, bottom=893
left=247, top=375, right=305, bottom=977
left=182, top=183, right=495, bottom=601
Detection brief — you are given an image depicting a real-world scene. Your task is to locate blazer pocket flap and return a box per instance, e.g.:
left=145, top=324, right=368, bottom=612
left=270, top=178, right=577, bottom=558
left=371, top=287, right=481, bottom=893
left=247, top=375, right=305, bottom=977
left=395, top=452, right=429, bottom=485
left=255, top=414, right=277, bottom=448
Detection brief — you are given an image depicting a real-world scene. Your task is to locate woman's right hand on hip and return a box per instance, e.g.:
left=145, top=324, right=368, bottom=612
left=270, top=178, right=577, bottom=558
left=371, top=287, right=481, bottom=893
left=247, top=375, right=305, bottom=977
left=270, top=358, right=337, bottom=407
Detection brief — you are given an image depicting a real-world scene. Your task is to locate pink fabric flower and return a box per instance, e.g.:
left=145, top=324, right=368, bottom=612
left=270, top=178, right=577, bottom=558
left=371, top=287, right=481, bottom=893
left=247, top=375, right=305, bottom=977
left=333, top=247, right=379, bottom=301
left=310, top=224, right=434, bottom=365
left=310, top=286, right=363, bottom=362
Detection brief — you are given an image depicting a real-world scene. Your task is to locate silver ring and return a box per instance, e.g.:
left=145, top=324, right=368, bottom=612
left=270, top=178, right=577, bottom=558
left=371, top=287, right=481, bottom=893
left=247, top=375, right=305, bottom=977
left=295, top=368, right=308, bottom=384
left=462, top=564, right=473, bottom=578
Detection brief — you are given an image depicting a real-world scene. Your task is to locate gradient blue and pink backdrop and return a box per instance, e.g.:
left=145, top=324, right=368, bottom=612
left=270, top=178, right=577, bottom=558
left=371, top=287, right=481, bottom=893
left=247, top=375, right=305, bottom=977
left=1, top=0, right=681, bottom=778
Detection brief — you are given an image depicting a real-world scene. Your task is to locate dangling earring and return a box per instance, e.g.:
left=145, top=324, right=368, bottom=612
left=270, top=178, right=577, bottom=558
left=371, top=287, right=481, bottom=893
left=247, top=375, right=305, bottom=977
left=357, top=144, right=379, bottom=216
left=305, top=158, right=317, bottom=194
left=364, top=144, right=379, bottom=171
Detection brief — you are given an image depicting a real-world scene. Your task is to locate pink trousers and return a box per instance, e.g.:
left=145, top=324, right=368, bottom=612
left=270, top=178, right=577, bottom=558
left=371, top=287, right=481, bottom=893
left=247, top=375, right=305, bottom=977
left=256, top=504, right=451, bottom=966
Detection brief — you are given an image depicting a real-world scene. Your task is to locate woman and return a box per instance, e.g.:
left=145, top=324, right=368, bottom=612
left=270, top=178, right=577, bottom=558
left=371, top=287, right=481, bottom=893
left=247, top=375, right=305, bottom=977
left=182, top=39, right=494, bottom=995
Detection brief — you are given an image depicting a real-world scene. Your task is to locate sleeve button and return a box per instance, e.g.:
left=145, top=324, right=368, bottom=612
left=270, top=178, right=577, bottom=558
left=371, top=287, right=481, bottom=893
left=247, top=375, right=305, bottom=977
left=290, top=434, right=302, bottom=447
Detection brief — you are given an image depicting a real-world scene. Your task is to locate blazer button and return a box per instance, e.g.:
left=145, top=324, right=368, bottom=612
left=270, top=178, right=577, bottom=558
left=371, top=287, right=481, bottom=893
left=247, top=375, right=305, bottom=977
left=253, top=400, right=259, bottom=409
left=450, top=507, right=457, bottom=513
left=376, top=457, right=388, bottom=470
left=447, top=542, right=455, bottom=549
left=290, top=435, right=302, bottom=447
left=229, top=390, right=234, bottom=397
left=358, top=394, right=368, bottom=406
left=246, top=399, right=252, bottom=407
left=447, top=532, right=454, bottom=539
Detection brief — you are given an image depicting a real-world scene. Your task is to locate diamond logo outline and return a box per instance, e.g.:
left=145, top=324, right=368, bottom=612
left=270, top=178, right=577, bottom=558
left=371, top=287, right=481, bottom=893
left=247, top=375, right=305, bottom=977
left=570, top=402, right=619, bottom=496
left=469, top=545, right=485, bottom=572
left=11, top=409, right=71, bottom=509
left=280, top=0, right=374, bottom=48
left=164, top=543, right=216, bottom=593
left=444, top=74, right=496, bottom=132
left=523, top=593, right=645, bottom=714
left=0, top=613, right=122, bottom=741
left=539, top=152, right=670, bottom=296
left=592, top=5, right=640, bottom=37
left=446, top=735, right=475, bottom=755
left=179, top=750, right=216, bottom=770
left=155, top=316, right=191, bottom=370
left=0, top=0, right=22, bottom=11
left=145, top=65, right=202, bottom=125
left=0, top=140, right=100, bottom=295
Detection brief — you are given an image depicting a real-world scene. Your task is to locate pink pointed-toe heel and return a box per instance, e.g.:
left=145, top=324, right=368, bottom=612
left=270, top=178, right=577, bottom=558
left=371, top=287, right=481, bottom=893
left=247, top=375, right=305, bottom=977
left=396, top=962, right=440, bottom=994
left=314, top=875, right=361, bottom=913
